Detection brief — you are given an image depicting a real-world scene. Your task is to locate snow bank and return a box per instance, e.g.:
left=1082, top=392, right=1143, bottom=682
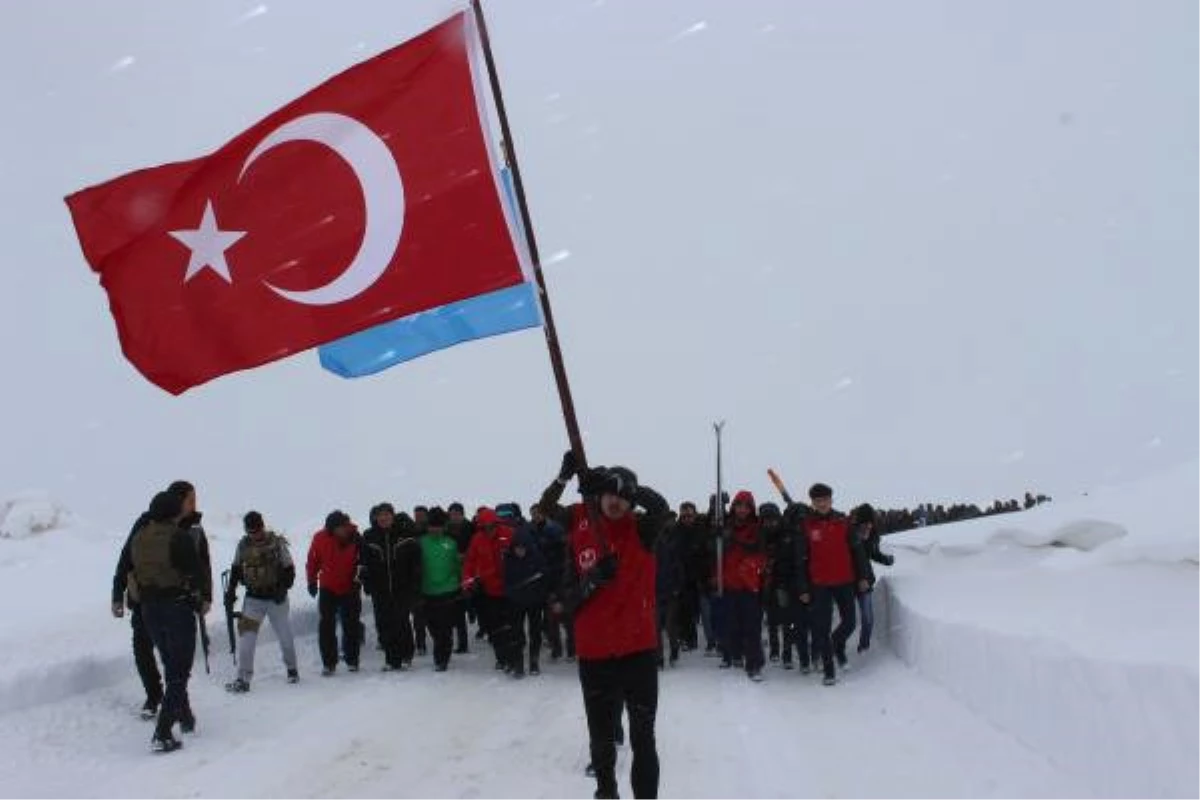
left=882, top=460, right=1200, bottom=798
left=0, top=492, right=72, bottom=539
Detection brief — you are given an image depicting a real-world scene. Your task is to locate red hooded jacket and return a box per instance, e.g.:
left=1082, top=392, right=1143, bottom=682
left=569, top=503, right=658, bottom=660
left=462, top=508, right=513, bottom=598
left=306, top=527, right=360, bottom=595
left=722, top=491, right=767, bottom=593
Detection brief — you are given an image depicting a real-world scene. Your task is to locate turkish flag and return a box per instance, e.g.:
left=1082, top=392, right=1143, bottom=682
left=65, top=12, right=524, bottom=395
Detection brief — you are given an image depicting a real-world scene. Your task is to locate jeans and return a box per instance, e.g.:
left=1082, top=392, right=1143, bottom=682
left=811, top=584, right=857, bottom=677
left=510, top=604, right=544, bottom=672
left=140, top=599, right=196, bottom=739
left=318, top=589, right=362, bottom=669
left=579, top=650, right=659, bottom=799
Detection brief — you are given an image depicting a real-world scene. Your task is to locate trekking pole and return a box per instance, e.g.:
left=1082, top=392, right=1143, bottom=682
left=714, top=421, right=725, bottom=598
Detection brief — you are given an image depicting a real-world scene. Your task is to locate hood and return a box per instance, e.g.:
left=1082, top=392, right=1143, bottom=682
left=731, top=490, right=758, bottom=522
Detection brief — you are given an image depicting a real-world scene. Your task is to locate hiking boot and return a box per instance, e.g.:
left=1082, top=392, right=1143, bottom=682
left=719, top=659, right=733, bottom=669
left=179, top=709, right=196, bottom=734
left=381, top=663, right=397, bottom=672
left=224, top=677, right=251, bottom=694
left=150, top=734, right=182, bottom=754
left=835, top=649, right=848, bottom=669
left=494, top=660, right=506, bottom=671
left=800, top=663, right=812, bottom=675
left=287, top=669, right=299, bottom=684
left=140, top=698, right=159, bottom=720
left=529, top=663, right=540, bottom=676
left=321, top=665, right=336, bottom=677
left=347, top=664, right=360, bottom=673
left=822, top=674, right=838, bottom=687
left=857, top=641, right=870, bottom=653
left=434, top=663, right=449, bottom=672
left=748, top=669, right=765, bottom=683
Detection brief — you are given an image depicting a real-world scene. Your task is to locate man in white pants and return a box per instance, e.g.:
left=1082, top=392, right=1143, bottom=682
left=224, top=511, right=299, bottom=692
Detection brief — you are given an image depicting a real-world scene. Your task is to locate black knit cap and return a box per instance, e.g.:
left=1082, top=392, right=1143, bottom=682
left=758, top=502, right=782, bottom=519
left=605, top=467, right=639, bottom=503
left=148, top=491, right=184, bottom=522
left=243, top=511, right=265, bottom=532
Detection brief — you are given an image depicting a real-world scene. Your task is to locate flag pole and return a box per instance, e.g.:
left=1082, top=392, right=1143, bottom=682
left=470, top=0, right=590, bottom=472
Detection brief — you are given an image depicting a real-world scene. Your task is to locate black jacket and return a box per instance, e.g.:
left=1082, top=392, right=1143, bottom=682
left=360, top=517, right=422, bottom=600
left=528, top=518, right=567, bottom=598
left=856, top=523, right=894, bottom=587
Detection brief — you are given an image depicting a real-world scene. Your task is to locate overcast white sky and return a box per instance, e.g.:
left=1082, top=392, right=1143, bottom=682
left=0, top=0, right=1195, bottom=529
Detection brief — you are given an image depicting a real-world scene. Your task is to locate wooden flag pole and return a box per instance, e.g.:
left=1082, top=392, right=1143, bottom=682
left=470, top=0, right=590, bottom=472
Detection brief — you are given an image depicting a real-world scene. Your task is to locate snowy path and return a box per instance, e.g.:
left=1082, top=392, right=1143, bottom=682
left=0, top=637, right=1081, bottom=798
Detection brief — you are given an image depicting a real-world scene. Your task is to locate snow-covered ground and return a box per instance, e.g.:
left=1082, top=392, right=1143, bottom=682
left=0, top=464, right=1195, bottom=798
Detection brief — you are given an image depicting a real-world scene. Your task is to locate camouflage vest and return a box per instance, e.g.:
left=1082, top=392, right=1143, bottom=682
left=240, top=533, right=283, bottom=595
left=131, top=521, right=184, bottom=592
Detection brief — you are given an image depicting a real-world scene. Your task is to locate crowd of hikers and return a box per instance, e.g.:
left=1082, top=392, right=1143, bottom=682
left=110, top=462, right=1048, bottom=797
left=874, top=491, right=1052, bottom=533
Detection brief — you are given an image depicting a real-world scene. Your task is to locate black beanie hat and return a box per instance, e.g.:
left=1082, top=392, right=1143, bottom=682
left=758, top=502, right=782, bottom=519
left=808, top=482, right=833, bottom=500
left=148, top=491, right=184, bottom=523
left=448, top=502, right=464, bottom=514
left=243, top=511, right=265, bottom=532
left=427, top=506, right=448, bottom=529
left=852, top=504, right=876, bottom=525
left=325, top=510, right=351, bottom=532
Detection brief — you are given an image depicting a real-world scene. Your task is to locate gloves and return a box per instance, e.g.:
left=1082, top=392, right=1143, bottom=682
left=111, top=602, right=125, bottom=619
left=223, top=589, right=237, bottom=609
left=558, top=449, right=579, bottom=482
left=580, top=553, right=617, bottom=600
left=578, top=467, right=609, bottom=498
left=307, top=583, right=318, bottom=598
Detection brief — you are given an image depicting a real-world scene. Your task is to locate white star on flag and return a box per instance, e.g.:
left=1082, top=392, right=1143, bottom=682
left=169, top=201, right=246, bottom=283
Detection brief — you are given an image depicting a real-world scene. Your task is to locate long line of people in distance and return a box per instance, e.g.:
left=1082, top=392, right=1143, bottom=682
left=110, top=476, right=1048, bottom=754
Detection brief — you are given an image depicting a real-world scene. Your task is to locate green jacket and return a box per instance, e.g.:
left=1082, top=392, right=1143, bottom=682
left=421, top=530, right=462, bottom=596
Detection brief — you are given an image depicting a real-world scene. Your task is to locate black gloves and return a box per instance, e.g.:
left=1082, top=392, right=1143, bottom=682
left=307, top=583, right=318, bottom=598
left=580, top=553, right=617, bottom=601
left=558, top=449, right=579, bottom=482
left=578, top=467, right=609, bottom=498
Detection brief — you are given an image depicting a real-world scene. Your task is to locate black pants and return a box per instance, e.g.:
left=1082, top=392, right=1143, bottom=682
left=371, top=592, right=415, bottom=667
left=454, top=596, right=470, bottom=651
left=579, top=650, right=659, bottom=799
left=811, top=584, right=857, bottom=676
left=546, top=604, right=575, bottom=659
left=793, top=601, right=813, bottom=666
left=726, top=590, right=765, bottom=673
left=412, top=602, right=428, bottom=652
left=480, top=594, right=516, bottom=667
left=130, top=603, right=163, bottom=705
left=764, top=588, right=783, bottom=658
left=424, top=592, right=460, bottom=668
left=677, top=586, right=699, bottom=649
left=656, top=594, right=680, bottom=664
left=510, top=604, right=544, bottom=671
left=140, top=599, right=196, bottom=740
left=318, top=589, right=363, bottom=669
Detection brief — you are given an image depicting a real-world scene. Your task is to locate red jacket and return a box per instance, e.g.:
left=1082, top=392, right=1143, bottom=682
left=306, top=528, right=360, bottom=595
left=802, top=513, right=856, bottom=587
left=463, top=509, right=512, bottom=598
left=569, top=503, right=657, bottom=661
left=723, top=521, right=767, bottom=593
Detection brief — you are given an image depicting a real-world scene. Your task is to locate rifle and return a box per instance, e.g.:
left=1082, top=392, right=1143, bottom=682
left=195, top=605, right=211, bottom=674
left=220, top=569, right=239, bottom=664
left=767, top=468, right=795, bottom=506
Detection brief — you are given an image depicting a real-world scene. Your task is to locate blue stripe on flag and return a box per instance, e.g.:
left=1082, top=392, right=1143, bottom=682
left=318, top=282, right=541, bottom=378
left=317, top=165, right=540, bottom=379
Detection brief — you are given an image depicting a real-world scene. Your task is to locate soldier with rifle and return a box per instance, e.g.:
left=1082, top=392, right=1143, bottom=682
left=222, top=511, right=299, bottom=692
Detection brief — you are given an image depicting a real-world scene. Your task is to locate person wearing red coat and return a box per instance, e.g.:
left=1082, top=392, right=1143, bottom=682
left=719, top=491, right=768, bottom=680
left=306, top=510, right=363, bottom=675
left=541, top=451, right=670, bottom=800
left=462, top=507, right=518, bottom=671
left=794, top=483, right=870, bottom=686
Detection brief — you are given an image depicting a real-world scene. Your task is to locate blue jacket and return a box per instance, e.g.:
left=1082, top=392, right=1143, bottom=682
left=504, top=528, right=548, bottom=609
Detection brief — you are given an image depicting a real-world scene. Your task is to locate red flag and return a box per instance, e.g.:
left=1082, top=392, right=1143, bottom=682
left=65, top=12, right=523, bottom=395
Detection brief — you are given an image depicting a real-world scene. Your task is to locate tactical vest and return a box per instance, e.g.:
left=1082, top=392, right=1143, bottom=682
left=131, top=521, right=184, bottom=593
left=240, top=533, right=282, bottom=595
